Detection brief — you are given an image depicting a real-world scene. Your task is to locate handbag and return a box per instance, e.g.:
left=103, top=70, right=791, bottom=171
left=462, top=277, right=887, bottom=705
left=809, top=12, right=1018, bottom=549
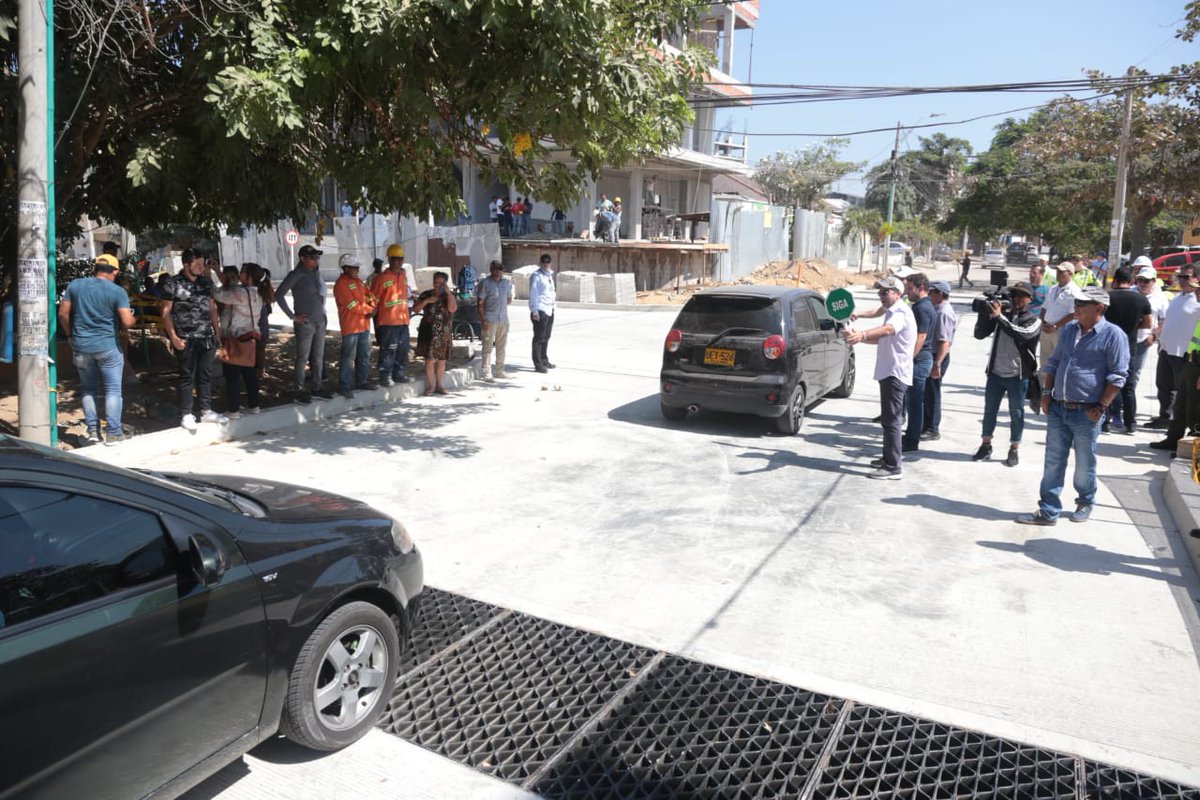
left=218, top=288, right=258, bottom=367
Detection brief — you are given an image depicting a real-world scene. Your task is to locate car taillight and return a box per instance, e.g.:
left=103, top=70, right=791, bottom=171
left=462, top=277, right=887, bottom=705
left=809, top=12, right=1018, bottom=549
left=763, top=335, right=785, bottom=360
left=665, top=328, right=683, bottom=353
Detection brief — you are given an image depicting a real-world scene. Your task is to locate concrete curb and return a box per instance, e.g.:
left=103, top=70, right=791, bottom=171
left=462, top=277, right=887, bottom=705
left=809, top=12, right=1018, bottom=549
left=1162, top=456, right=1200, bottom=580
left=79, top=361, right=486, bottom=466
left=556, top=300, right=678, bottom=312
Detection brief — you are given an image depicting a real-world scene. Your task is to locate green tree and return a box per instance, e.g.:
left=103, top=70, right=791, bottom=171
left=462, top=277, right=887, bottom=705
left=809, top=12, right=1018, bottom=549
left=864, top=134, right=971, bottom=224
left=0, top=0, right=707, bottom=271
left=837, top=206, right=883, bottom=273
left=752, top=138, right=863, bottom=210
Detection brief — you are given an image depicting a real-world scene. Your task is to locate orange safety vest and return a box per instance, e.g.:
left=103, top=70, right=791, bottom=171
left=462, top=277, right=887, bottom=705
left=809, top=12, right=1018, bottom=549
left=334, top=274, right=376, bottom=334
left=370, top=269, right=410, bottom=326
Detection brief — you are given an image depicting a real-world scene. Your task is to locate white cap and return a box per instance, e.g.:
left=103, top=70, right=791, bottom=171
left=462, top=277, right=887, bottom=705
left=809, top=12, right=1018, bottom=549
left=338, top=253, right=362, bottom=269
left=1131, top=255, right=1153, bottom=269
left=1136, top=265, right=1158, bottom=280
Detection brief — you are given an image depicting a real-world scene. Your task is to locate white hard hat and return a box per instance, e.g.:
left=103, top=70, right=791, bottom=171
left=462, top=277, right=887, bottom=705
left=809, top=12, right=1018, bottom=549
left=1131, top=255, right=1153, bottom=269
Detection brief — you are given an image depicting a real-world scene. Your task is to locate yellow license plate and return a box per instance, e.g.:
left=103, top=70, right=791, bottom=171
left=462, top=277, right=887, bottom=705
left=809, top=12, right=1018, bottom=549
left=704, top=347, right=736, bottom=366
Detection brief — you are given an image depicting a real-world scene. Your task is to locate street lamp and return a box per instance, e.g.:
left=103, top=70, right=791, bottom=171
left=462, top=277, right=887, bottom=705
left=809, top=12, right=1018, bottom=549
left=879, top=113, right=943, bottom=271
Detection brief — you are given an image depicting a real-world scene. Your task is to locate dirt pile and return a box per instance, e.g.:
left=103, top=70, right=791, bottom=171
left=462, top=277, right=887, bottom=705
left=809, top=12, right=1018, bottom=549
left=636, top=259, right=885, bottom=304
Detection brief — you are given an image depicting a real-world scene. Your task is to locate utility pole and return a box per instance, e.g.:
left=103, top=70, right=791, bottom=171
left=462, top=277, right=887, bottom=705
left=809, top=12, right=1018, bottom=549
left=17, top=0, right=52, bottom=445
left=879, top=121, right=902, bottom=271
left=1105, top=67, right=1136, bottom=289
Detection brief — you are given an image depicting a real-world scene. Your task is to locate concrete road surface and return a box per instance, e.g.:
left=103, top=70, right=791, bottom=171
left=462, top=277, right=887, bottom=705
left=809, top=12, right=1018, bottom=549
left=160, top=269, right=1199, bottom=797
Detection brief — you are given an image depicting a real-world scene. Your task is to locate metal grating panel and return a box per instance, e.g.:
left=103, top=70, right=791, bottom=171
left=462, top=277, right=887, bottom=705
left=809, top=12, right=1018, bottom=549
left=397, top=587, right=506, bottom=674
left=532, top=655, right=843, bottom=799
left=384, top=612, right=657, bottom=783
left=812, top=704, right=1077, bottom=799
left=1086, top=764, right=1200, bottom=799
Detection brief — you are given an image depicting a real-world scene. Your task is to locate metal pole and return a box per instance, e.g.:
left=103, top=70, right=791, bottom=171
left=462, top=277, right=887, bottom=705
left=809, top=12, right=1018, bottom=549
left=1105, top=67, right=1136, bottom=289
left=879, top=121, right=901, bottom=271
left=17, top=0, right=51, bottom=444
left=45, top=0, right=56, bottom=446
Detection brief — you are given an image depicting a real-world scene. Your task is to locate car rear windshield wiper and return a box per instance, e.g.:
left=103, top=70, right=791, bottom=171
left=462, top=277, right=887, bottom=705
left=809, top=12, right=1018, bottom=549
left=707, top=327, right=765, bottom=347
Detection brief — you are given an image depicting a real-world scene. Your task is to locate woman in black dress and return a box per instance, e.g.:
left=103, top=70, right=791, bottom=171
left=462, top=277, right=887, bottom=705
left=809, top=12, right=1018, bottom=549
left=413, top=271, right=458, bottom=395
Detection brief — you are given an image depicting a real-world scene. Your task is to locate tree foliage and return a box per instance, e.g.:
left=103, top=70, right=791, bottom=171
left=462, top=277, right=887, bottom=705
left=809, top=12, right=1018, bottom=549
left=0, top=0, right=707, bottom=260
left=752, top=138, right=863, bottom=210
left=864, top=133, right=971, bottom=224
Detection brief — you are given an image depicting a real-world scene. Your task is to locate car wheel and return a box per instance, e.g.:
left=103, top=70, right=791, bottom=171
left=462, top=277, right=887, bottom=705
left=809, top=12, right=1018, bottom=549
left=829, top=355, right=856, bottom=399
left=660, top=401, right=688, bottom=422
left=280, top=601, right=400, bottom=751
left=775, top=383, right=806, bottom=435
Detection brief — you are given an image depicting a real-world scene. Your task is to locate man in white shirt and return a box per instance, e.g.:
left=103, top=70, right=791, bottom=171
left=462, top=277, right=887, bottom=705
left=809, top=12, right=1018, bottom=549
left=528, top=253, right=557, bottom=373
left=843, top=276, right=916, bottom=480
left=1148, top=264, right=1200, bottom=428
left=1036, top=260, right=1083, bottom=404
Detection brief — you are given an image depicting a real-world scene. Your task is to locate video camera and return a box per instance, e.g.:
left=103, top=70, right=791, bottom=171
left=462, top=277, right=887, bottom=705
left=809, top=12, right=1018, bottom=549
left=971, top=287, right=1012, bottom=315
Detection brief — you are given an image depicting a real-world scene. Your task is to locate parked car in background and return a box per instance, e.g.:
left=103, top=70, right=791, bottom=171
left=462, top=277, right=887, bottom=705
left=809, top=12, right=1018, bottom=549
left=871, top=241, right=911, bottom=256
left=983, top=249, right=1006, bottom=267
left=1025, top=245, right=1040, bottom=261
left=933, top=244, right=956, bottom=261
left=1006, top=243, right=1029, bottom=265
left=1154, top=250, right=1200, bottom=286
left=660, top=286, right=855, bottom=435
left=0, top=435, right=424, bottom=800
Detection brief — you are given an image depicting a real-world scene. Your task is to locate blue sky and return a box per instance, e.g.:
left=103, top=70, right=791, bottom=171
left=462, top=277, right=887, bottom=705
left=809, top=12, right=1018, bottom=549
left=724, top=0, right=1199, bottom=193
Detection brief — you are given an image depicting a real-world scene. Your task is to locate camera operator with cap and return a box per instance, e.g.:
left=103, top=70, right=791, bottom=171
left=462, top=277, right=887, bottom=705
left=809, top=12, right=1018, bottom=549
left=843, top=275, right=916, bottom=480
left=972, top=281, right=1042, bottom=467
left=1018, top=287, right=1128, bottom=526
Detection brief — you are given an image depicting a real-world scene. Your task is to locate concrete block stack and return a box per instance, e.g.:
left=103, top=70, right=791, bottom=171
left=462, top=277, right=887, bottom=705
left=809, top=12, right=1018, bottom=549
left=557, top=271, right=596, bottom=303
left=594, top=273, right=636, bottom=305
left=511, top=265, right=540, bottom=299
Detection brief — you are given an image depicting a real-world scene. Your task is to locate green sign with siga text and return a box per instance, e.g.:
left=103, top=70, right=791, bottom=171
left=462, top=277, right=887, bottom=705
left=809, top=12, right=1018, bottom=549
left=826, top=288, right=855, bottom=321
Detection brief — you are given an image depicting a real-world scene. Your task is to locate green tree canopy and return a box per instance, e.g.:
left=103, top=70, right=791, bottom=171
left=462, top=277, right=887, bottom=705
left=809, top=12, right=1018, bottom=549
left=864, top=133, right=971, bottom=224
left=752, top=138, right=863, bottom=210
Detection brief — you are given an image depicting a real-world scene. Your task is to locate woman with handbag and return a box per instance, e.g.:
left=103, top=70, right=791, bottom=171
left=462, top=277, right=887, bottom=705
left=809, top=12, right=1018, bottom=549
left=214, top=264, right=266, bottom=416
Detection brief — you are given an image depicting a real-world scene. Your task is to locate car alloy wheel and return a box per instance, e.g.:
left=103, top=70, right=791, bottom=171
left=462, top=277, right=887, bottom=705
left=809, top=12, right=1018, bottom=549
left=776, top=383, right=806, bottom=435
left=281, top=601, right=401, bottom=750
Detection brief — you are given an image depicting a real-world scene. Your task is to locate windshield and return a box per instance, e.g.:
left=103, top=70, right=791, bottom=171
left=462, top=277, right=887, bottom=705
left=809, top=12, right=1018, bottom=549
left=675, top=296, right=783, bottom=335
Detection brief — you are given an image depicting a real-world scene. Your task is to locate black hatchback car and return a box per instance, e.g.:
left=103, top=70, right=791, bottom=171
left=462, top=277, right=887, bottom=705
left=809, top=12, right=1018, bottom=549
left=659, top=286, right=855, bottom=434
left=0, top=435, right=423, bottom=800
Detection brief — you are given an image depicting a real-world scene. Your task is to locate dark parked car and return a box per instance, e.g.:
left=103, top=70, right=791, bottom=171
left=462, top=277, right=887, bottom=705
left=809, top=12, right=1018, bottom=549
left=660, top=286, right=855, bottom=434
left=1006, top=243, right=1030, bottom=265
left=0, top=435, right=423, bottom=800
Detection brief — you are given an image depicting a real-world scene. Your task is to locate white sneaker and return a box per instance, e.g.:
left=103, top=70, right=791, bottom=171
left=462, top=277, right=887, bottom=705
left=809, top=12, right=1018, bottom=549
left=495, top=370, right=509, bottom=379
left=247, top=406, right=262, bottom=415
left=226, top=410, right=242, bottom=420
left=200, top=410, right=229, bottom=424
left=181, top=414, right=198, bottom=431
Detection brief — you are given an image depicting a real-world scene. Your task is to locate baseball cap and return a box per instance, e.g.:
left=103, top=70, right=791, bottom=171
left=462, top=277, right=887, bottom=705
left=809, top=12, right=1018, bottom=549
left=875, top=276, right=904, bottom=292
left=930, top=280, right=951, bottom=296
left=1131, top=255, right=1153, bottom=268
left=94, top=254, right=120, bottom=271
left=1136, top=266, right=1157, bottom=281
left=338, top=253, right=362, bottom=269
left=1054, top=261, right=1075, bottom=273
left=1008, top=281, right=1034, bottom=298
left=298, top=244, right=323, bottom=258
left=1036, top=254, right=1049, bottom=263
left=891, top=264, right=918, bottom=278
left=1076, top=287, right=1110, bottom=305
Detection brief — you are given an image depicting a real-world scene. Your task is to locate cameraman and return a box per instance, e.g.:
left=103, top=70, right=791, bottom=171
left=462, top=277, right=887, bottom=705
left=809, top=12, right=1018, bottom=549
left=972, top=281, right=1042, bottom=467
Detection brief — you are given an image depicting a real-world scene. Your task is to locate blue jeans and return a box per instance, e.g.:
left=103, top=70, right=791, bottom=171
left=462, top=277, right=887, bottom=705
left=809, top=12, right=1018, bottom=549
left=339, top=330, right=372, bottom=390
left=1038, top=401, right=1102, bottom=520
left=981, top=373, right=1028, bottom=443
left=377, top=325, right=410, bottom=381
left=73, top=347, right=123, bottom=436
left=923, top=354, right=950, bottom=433
left=903, top=353, right=933, bottom=448
left=1108, top=339, right=1148, bottom=428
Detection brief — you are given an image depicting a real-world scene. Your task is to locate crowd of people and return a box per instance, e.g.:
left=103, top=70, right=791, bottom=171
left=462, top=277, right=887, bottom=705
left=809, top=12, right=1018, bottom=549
left=844, top=252, right=1192, bottom=526
left=57, top=243, right=562, bottom=442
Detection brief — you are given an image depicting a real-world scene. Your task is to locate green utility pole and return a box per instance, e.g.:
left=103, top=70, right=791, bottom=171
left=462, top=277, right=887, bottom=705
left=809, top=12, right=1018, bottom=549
left=879, top=121, right=901, bottom=271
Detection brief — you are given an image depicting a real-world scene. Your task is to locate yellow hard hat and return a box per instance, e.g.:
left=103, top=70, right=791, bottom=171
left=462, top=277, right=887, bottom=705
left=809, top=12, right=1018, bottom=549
left=386, top=244, right=405, bottom=259
left=614, top=197, right=621, bottom=203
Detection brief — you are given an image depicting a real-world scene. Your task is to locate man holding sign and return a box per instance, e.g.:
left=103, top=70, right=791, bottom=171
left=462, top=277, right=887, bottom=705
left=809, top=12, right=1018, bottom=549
left=842, top=276, right=916, bottom=480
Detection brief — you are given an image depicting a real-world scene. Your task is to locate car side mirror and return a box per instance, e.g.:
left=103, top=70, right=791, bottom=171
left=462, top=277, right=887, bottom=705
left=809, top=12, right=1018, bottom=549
left=188, top=533, right=226, bottom=587
left=819, top=318, right=836, bottom=331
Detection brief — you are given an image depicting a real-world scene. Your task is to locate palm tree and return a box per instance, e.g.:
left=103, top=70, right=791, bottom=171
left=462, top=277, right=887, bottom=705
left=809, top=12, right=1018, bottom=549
left=839, top=207, right=884, bottom=273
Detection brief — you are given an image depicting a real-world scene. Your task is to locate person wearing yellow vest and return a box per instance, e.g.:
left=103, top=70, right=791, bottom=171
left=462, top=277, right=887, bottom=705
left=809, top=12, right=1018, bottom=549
left=334, top=253, right=377, bottom=398
left=371, top=244, right=412, bottom=386
left=1069, top=256, right=1099, bottom=288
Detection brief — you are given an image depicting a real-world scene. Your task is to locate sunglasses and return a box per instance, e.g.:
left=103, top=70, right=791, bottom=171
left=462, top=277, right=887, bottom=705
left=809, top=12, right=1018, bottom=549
left=1073, top=300, right=1100, bottom=306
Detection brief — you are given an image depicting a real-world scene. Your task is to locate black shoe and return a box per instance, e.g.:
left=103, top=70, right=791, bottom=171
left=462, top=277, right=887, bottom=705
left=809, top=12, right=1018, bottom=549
left=871, top=415, right=883, bottom=423
left=870, top=457, right=885, bottom=468
left=546, top=362, right=557, bottom=369
left=1101, top=421, right=1111, bottom=433
left=535, top=366, right=549, bottom=373
left=339, top=388, right=355, bottom=399
left=357, top=382, right=379, bottom=391
left=395, top=375, right=410, bottom=383
left=972, top=443, right=993, bottom=461
left=1122, top=424, right=1136, bottom=435
left=315, top=388, right=335, bottom=399
left=1004, top=447, right=1019, bottom=467
left=1144, top=416, right=1169, bottom=429
left=1016, top=510, right=1056, bottom=526
left=294, top=392, right=312, bottom=405
left=901, top=442, right=919, bottom=453
left=1029, top=399, right=1041, bottom=414
left=1149, top=439, right=1179, bottom=452
left=920, top=429, right=940, bottom=441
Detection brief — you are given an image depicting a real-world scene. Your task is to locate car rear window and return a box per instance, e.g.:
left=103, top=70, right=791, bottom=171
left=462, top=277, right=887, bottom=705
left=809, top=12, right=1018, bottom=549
left=676, top=295, right=783, bottom=335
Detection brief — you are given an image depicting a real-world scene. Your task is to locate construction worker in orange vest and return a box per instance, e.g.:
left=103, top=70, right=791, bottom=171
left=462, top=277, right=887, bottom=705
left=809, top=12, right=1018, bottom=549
left=370, top=244, right=413, bottom=386
left=334, top=253, right=377, bottom=397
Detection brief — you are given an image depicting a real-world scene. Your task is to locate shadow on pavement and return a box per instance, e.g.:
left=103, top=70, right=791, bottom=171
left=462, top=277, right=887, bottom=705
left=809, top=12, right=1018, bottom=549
left=978, top=538, right=1188, bottom=586
left=714, top=441, right=874, bottom=476
left=883, top=493, right=1016, bottom=521
left=607, top=394, right=775, bottom=438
